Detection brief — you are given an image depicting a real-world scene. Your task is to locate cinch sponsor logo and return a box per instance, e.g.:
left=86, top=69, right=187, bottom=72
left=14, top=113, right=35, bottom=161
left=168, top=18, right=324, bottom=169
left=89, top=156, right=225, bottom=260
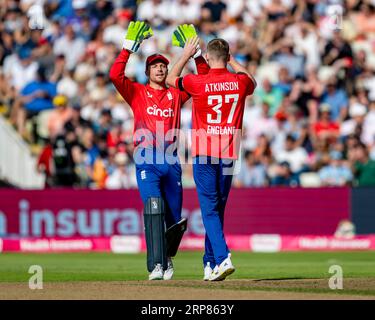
left=147, top=104, right=174, bottom=118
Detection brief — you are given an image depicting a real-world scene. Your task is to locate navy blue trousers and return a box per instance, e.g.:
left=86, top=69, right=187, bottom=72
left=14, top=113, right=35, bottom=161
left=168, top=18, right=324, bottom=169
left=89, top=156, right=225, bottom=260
left=135, top=149, right=182, bottom=229
left=193, top=156, right=234, bottom=268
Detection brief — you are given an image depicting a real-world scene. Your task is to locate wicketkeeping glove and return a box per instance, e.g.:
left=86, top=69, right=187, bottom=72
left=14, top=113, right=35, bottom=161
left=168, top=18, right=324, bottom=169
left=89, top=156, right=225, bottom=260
left=123, top=21, right=153, bottom=53
left=172, top=24, right=201, bottom=58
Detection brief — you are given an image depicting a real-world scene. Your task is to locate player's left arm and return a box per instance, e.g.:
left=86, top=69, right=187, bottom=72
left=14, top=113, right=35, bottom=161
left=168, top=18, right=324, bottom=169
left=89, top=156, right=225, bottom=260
left=166, top=36, right=200, bottom=89
left=228, top=54, right=257, bottom=93
left=170, top=24, right=209, bottom=77
left=195, top=55, right=210, bottom=75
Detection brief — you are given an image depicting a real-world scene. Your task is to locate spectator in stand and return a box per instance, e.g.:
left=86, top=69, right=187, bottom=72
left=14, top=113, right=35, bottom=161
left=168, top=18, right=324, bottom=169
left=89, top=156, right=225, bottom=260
left=253, top=134, right=272, bottom=164
left=245, top=102, right=278, bottom=149
left=275, top=134, right=309, bottom=175
left=282, top=105, right=312, bottom=153
left=0, top=29, right=14, bottom=65
left=3, top=46, right=38, bottom=91
left=170, top=0, right=201, bottom=24
left=105, top=152, right=135, bottom=189
left=319, top=150, right=353, bottom=186
left=20, top=66, right=56, bottom=115
left=71, top=144, right=90, bottom=187
left=269, top=40, right=305, bottom=79
left=92, top=147, right=108, bottom=189
left=354, top=2, right=375, bottom=34
left=46, top=0, right=74, bottom=20
left=320, top=77, right=349, bottom=122
left=362, top=100, right=375, bottom=149
left=234, top=150, right=267, bottom=187
left=93, top=108, right=113, bottom=137
left=107, top=119, right=125, bottom=148
left=201, top=0, right=227, bottom=23
left=53, top=24, right=86, bottom=70
left=36, top=138, right=54, bottom=188
left=351, top=143, right=375, bottom=187
left=271, top=161, right=299, bottom=187
left=64, top=103, right=91, bottom=138
left=292, top=21, right=321, bottom=70
left=322, top=30, right=353, bottom=67
left=291, top=67, right=324, bottom=123
left=0, top=67, right=14, bottom=115
left=273, top=66, right=292, bottom=96
left=52, top=133, right=77, bottom=187
left=340, top=102, right=367, bottom=139
left=255, top=78, right=284, bottom=116
left=80, top=126, right=99, bottom=182
left=89, top=0, right=114, bottom=23
left=16, top=66, right=57, bottom=139
left=137, top=0, right=167, bottom=28
left=313, top=103, right=340, bottom=145
left=47, top=94, right=73, bottom=138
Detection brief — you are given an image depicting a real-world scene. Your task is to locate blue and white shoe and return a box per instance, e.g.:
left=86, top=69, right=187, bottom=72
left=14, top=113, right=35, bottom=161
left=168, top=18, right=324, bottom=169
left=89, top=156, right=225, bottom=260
left=209, top=254, right=235, bottom=281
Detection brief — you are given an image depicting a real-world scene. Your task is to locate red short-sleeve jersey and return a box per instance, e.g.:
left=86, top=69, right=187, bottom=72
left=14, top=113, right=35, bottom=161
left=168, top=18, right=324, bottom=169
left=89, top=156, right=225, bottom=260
left=180, top=68, right=255, bottom=159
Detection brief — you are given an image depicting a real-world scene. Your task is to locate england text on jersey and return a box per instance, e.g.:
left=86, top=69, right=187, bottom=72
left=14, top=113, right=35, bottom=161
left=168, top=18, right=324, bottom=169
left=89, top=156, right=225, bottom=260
left=207, top=125, right=236, bottom=135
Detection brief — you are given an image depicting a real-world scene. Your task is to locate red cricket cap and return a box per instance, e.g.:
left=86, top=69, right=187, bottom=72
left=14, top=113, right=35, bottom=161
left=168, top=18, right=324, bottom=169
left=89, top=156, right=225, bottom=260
left=145, top=54, right=169, bottom=73
left=116, top=9, right=132, bottom=21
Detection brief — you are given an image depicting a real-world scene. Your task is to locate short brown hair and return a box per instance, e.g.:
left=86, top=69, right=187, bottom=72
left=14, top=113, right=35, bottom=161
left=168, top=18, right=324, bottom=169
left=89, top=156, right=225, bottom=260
left=207, top=38, right=229, bottom=62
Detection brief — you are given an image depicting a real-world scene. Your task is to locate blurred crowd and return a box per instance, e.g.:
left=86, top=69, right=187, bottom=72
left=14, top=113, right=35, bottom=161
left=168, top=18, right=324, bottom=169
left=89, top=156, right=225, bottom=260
left=1, top=0, right=375, bottom=189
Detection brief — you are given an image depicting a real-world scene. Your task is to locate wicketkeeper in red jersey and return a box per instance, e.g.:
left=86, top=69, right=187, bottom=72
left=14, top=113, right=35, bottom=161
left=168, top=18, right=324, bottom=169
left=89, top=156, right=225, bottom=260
left=109, top=22, right=208, bottom=280
left=167, top=37, right=257, bottom=281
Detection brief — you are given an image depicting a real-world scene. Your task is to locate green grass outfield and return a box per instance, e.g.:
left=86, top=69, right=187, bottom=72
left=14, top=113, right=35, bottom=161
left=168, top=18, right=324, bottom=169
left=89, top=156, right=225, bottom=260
left=1, top=251, right=375, bottom=296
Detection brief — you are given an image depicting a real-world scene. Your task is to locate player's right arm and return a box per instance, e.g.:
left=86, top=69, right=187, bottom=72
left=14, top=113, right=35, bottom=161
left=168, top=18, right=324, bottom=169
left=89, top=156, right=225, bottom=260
left=109, top=21, right=153, bottom=104
left=109, top=49, right=136, bottom=104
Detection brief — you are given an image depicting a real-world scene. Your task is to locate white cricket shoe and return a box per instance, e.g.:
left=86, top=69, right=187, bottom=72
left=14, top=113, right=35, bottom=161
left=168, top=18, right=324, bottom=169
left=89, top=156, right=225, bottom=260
left=163, top=258, right=174, bottom=280
left=203, top=262, right=213, bottom=281
left=149, top=263, right=164, bottom=280
left=209, top=254, right=235, bottom=281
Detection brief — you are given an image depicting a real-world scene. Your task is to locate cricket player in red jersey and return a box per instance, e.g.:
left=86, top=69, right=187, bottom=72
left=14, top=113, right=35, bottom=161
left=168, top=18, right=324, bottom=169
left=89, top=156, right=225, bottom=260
left=167, top=37, right=257, bottom=281
left=109, top=22, right=209, bottom=280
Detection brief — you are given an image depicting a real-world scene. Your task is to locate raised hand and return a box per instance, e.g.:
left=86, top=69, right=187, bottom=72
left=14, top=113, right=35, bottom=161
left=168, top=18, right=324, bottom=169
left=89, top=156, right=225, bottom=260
left=123, top=21, right=153, bottom=53
left=182, top=36, right=200, bottom=59
left=172, top=24, right=201, bottom=58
